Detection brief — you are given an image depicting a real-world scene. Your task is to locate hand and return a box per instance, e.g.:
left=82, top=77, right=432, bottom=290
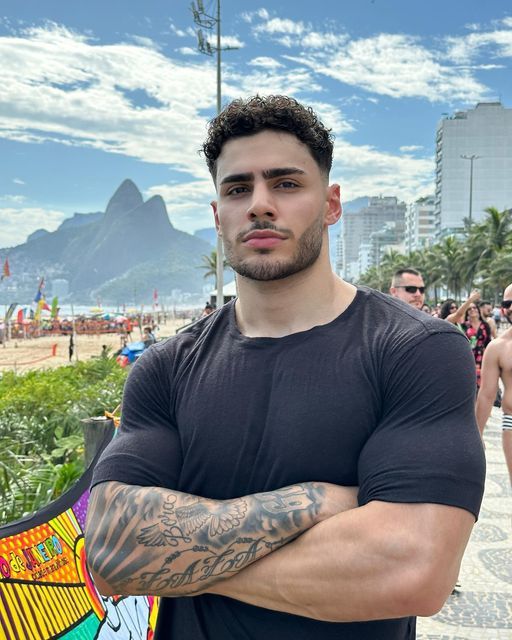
left=317, top=483, right=359, bottom=521
left=468, top=289, right=480, bottom=303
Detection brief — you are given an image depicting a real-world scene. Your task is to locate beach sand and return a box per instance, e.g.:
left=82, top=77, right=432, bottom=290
left=0, top=317, right=192, bottom=373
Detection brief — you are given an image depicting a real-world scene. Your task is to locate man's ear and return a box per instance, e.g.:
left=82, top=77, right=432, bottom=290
left=324, top=184, right=342, bottom=226
left=211, top=201, right=221, bottom=235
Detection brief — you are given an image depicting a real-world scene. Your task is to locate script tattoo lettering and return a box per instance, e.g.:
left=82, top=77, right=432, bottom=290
left=86, top=481, right=326, bottom=596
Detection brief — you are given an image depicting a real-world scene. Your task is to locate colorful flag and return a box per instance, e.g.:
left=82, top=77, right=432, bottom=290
left=16, top=308, right=24, bottom=324
left=33, top=277, right=45, bottom=304
left=5, top=303, right=17, bottom=323
left=153, top=288, right=159, bottom=308
left=51, top=296, right=59, bottom=318
left=1, top=257, right=10, bottom=280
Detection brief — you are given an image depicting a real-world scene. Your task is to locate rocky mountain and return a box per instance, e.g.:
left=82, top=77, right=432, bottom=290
left=0, top=180, right=212, bottom=304
left=194, top=227, right=217, bottom=247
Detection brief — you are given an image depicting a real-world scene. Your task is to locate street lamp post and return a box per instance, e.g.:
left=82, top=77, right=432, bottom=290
left=191, top=0, right=237, bottom=310
left=460, top=154, right=480, bottom=226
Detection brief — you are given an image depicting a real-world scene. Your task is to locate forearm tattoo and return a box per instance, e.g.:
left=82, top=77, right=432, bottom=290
left=86, top=482, right=325, bottom=596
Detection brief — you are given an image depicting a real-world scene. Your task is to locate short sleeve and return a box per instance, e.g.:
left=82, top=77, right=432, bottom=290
left=91, top=346, right=182, bottom=490
left=357, top=330, right=486, bottom=519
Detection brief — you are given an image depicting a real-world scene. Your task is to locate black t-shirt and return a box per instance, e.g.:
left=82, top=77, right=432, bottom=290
left=92, top=286, right=486, bottom=640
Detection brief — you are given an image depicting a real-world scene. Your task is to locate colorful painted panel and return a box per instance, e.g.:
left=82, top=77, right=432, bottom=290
left=0, top=428, right=159, bottom=640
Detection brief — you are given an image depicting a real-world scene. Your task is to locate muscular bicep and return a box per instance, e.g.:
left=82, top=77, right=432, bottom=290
left=359, top=331, right=485, bottom=519
left=479, top=344, right=500, bottom=397
left=92, top=349, right=183, bottom=490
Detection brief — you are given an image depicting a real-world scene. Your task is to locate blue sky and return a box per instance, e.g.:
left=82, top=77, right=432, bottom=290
left=1, top=0, right=511, bottom=247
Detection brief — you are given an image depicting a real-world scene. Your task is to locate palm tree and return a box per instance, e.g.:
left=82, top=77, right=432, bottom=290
left=481, top=244, right=512, bottom=300
left=466, top=207, right=512, bottom=299
left=433, top=236, right=467, bottom=300
left=198, top=250, right=228, bottom=287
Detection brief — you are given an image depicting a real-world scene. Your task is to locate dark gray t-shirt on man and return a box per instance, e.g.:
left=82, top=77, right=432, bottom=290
left=92, top=285, right=485, bottom=640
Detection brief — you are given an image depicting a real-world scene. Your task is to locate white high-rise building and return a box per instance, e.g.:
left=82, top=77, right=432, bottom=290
left=341, top=196, right=406, bottom=281
left=434, top=102, right=512, bottom=238
left=405, top=196, right=435, bottom=252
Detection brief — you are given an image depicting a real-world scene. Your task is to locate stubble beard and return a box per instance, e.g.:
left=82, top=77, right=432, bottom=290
left=224, top=214, right=325, bottom=282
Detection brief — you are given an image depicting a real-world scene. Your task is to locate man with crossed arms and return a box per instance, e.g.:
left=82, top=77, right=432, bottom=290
left=86, top=96, right=485, bottom=640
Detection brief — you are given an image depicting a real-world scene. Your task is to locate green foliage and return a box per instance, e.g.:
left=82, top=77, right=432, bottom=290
left=198, top=249, right=229, bottom=287
left=0, top=357, right=128, bottom=525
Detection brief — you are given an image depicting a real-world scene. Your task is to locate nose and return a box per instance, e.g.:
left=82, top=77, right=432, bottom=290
left=247, top=183, right=276, bottom=220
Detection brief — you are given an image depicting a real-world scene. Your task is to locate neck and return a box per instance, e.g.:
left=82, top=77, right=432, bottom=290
left=234, top=254, right=357, bottom=338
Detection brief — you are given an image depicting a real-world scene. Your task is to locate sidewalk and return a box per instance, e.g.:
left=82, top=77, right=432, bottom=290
left=417, top=406, right=512, bottom=639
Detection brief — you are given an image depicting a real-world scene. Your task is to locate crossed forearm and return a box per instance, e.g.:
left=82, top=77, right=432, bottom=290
left=85, top=481, right=348, bottom=597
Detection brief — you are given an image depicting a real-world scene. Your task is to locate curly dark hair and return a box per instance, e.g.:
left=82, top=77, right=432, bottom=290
left=202, top=95, right=334, bottom=181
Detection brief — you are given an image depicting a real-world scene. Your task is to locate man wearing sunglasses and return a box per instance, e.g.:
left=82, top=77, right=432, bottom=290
left=389, top=268, right=426, bottom=310
left=476, top=283, right=512, bottom=484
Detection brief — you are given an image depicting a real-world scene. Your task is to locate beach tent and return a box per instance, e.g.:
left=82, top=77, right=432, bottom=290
left=209, top=279, right=237, bottom=306
left=116, top=341, right=145, bottom=367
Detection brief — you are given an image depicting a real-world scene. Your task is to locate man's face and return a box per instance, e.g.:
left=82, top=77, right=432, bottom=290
left=480, top=303, right=491, bottom=317
left=211, top=130, right=340, bottom=282
left=390, top=273, right=425, bottom=309
left=502, top=286, right=512, bottom=322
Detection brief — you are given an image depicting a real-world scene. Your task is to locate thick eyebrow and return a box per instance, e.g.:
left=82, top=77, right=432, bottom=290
left=219, top=167, right=306, bottom=186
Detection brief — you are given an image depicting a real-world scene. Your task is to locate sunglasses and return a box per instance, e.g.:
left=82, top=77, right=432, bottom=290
left=502, top=300, right=512, bottom=309
left=396, top=286, right=425, bottom=294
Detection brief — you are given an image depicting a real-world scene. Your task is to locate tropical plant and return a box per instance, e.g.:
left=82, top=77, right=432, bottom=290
left=198, top=250, right=228, bottom=286
left=0, top=357, right=128, bottom=524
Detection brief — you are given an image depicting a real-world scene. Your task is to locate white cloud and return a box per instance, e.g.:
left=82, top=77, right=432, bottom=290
left=1, top=195, right=27, bottom=204
left=301, top=31, right=346, bottom=49
left=445, top=22, right=512, bottom=63
left=169, top=24, right=187, bottom=37
left=288, top=34, right=490, bottom=102
left=332, top=140, right=433, bottom=204
left=0, top=23, right=222, bottom=179
left=0, top=207, right=67, bottom=247
left=248, top=56, right=283, bottom=69
left=226, top=66, right=321, bottom=98
left=400, top=145, right=423, bottom=152
left=254, top=17, right=305, bottom=36
left=204, top=34, right=245, bottom=49
left=250, top=12, right=507, bottom=102
left=13, top=178, right=25, bottom=185
left=177, top=46, right=200, bottom=56
left=305, top=101, right=354, bottom=136
left=242, top=9, right=270, bottom=23
left=128, top=35, right=160, bottom=50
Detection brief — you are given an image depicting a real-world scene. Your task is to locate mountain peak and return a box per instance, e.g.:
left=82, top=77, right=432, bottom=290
left=104, top=179, right=143, bottom=220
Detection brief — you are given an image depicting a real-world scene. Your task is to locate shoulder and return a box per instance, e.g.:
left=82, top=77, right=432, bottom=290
left=139, top=301, right=233, bottom=368
left=486, top=331, right=512, bottom=356
left=356, top=286, right=464, bottom=346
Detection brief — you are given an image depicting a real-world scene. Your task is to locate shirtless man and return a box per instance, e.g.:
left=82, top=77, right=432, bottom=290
left=476, top=282, right=512, bottom=484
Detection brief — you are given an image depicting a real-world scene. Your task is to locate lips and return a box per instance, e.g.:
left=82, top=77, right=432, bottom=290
left=242, top=229, right=287, bottom=249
